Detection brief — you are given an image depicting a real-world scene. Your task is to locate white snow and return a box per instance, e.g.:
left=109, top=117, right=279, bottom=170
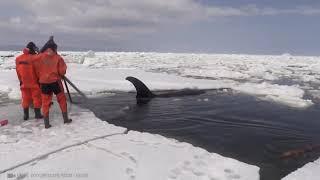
left=0, top=51, right=318, bottom=108
left=0, top=104, right=126, bottom=172
left=0, top=70, right=21, bottom=99
left=283, top=159, right=320, bottom=180
left=0, top=103, right=259, bottom=180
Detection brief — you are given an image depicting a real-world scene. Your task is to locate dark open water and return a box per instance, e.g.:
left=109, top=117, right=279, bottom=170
left=75, top=90, right=320, bottom=180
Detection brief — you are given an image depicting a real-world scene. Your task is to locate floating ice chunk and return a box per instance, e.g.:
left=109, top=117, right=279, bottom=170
left=234, top=82, right=313, bottom=108
left=283, top=158, right=320, bottom=180
left=86, top=50, right=96, bottom=58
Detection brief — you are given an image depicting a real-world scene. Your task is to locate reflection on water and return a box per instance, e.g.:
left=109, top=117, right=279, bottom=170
left=76, top=90, right=320, bottom=180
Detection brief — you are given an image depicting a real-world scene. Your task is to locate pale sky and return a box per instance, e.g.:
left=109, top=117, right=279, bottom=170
left=0, top=0, right=320, bottom=55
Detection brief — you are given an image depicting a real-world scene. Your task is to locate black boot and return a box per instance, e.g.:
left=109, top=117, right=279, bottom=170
left=34, top=108, right=43, bottom=119
left=23, top=108, right=29, bottom=121
left=62, top=112, right=72, bottom=124
left=44, top=117, right=52, bottom=129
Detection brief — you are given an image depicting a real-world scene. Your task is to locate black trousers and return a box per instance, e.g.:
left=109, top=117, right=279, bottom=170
left=40, top=81, right=62, bottom=95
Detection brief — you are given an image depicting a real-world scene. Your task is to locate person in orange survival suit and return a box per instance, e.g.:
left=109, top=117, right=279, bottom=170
left=15, top=42, right=43, bottom=120
left=34, top=37, right=72, bottom=129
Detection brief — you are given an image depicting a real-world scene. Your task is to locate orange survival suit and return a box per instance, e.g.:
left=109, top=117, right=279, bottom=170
left=34, top=37, right=72, bottom=129
left=15, top=42, right=43, bottom=120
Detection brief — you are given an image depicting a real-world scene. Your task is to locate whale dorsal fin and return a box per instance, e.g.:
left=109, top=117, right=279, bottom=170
left=126, top=76, right=156, bottom=98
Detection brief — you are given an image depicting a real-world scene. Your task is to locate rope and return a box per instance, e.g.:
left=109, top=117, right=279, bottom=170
left=0, top=130, right=129, bottom=174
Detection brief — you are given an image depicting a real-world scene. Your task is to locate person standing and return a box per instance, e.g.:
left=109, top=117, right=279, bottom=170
left=15, top=42, right=43, bottom=120
left=34, top=37, right=72, bottom=129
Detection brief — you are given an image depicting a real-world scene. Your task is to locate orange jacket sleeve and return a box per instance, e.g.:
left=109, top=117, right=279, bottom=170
left=58, top=56, right=67, bottom=76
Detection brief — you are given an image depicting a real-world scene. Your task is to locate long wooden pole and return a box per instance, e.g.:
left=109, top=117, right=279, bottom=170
left=63, top=78, right=73, bottom=103
left=62, top=76, right=87, bottom=99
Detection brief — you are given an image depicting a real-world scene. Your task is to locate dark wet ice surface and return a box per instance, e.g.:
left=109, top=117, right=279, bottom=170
left=72, top=91, right=319, bottom=179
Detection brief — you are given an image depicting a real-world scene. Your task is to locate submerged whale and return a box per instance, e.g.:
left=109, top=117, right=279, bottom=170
left=125, top=76, right=229, bottom=104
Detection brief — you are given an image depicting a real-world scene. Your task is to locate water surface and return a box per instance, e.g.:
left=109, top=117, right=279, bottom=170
left=75, top=90, right=320, bottom=180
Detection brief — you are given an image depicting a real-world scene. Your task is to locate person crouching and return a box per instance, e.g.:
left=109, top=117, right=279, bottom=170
left=15, top=42, right=43, bottom=120
left=34, top=37, right=72, bottom=129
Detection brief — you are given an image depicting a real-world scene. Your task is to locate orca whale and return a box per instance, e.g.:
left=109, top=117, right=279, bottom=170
left=126, top=76, right=209, bottom=104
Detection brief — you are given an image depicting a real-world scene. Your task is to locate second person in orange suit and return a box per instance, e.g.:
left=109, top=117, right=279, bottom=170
left=34, top=37, right=72, bottom=129
left=15, top=42, right=43, bottom=120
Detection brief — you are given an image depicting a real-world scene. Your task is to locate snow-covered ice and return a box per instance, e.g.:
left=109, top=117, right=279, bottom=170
left=234, top=82, right=313, bottom=108
left=283, top=159, right=320, bottom=180
left=0, top=51, right=318, bottom=108
left=1, top=130, right=259, bottom=180
left=0, top=104, right=259, bottom=180
left=0, top=103, right=126, bottom=172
